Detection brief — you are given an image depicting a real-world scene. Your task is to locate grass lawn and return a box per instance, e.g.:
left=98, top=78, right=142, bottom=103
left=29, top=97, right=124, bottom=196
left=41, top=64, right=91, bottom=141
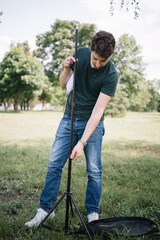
left=0, top=111, right=160, bottom=240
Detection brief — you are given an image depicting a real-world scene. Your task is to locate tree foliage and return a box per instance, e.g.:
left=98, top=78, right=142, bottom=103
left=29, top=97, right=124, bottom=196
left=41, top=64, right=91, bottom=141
left=112, top=34, right=146, bottom=106
left=0, top=42, right=47, bottom=110
left=157, top=100, right=160, bottom=112
left=109, top=0, right=141, bottom=19
left=129, top=81, right=151, bottom=111
left=105, top=84, right=129, bottom=117
left=146, top=79, right=160, bottom=111
left=51, top=83, right=67, bottom=107
left=109, top=33, right=156, bottom=113
left=34, top=19, right=96, bottom=82
left=38, top=81, right=53, bottom=106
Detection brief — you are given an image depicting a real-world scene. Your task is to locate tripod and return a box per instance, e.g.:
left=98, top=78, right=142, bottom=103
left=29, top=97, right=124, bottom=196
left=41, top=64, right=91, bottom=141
left=35, top=25, right=93, bottom=240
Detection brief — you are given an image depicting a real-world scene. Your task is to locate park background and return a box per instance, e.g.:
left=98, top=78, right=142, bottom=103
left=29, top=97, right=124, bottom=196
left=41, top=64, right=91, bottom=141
left=0, top=0, right=160, bottom=239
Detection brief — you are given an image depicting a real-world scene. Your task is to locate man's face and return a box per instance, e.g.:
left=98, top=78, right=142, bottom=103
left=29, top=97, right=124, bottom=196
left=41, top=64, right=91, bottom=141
left=90, top=51, right=110, bottom=70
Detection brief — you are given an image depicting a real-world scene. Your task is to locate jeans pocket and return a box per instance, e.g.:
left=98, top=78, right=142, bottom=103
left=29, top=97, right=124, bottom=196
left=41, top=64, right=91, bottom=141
left=63, top=114, right=71, bottom=120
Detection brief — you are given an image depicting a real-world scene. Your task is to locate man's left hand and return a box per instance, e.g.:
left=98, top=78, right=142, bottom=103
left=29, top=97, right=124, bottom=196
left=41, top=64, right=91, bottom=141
left=70, top=141, right=84, bottom=160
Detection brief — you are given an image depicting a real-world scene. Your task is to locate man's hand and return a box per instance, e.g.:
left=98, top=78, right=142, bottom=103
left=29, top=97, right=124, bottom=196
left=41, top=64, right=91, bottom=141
left=60, top=56, right=78, bottom=88
left=64, top=56, right=76, bottom=70
left=70, top=141, right=84, bottom=161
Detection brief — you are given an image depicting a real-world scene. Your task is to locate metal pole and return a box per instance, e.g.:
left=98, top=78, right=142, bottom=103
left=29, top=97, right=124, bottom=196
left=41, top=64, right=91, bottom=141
left=65, top=25, right=78, bottom=233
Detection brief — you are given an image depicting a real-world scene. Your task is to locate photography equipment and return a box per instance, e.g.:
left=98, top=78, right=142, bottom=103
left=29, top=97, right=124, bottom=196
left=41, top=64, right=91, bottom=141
left=69, top=60, right=74, bottom=71
left=79, top=216, right=159, bottom=238
left=34, top=25, right=93, bottom=240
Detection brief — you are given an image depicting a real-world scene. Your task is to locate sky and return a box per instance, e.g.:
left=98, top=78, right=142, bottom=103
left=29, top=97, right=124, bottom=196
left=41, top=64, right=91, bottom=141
left=0, top=0, right=160, bottom=80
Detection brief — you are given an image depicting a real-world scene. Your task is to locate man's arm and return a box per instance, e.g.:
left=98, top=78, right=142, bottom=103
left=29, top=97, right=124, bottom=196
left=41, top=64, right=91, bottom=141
left=59, top=56, right=75, bottom=88
left=70, top=92, right=111, bottom=160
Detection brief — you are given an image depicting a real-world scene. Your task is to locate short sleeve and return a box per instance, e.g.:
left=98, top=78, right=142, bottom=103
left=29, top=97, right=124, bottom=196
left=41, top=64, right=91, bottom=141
left=101, top=72, right=118, bottom=97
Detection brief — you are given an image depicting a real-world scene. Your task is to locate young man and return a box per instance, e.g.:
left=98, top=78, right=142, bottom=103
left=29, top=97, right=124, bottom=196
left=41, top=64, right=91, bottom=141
left=25, top=31, right=118, bottom=227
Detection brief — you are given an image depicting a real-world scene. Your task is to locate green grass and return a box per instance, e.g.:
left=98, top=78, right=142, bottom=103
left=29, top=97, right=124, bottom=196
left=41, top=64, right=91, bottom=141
left=0, top=111, right=160, bottom=240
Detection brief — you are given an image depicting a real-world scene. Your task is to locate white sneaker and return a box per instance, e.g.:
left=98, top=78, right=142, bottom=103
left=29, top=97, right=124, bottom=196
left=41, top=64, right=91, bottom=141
left=87, top=212, right=99, bottom=223
left=25, top=208, right=55, bottom=227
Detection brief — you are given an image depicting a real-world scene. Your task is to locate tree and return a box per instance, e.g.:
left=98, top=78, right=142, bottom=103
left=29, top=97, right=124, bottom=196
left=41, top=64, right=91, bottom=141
left=78, top=23, right=96, bottom=47
left=109, top=0, right=141, bottom=19
left=105, top=84, right=129, bottom=117
left=0, top=43, right=47, bottom=110
left=51, top=83, right=67, bottom=107
left=34, top=19, right=96, bottom=83
left=110, top=33, right=151, bottom=113
left=38, top=81, right=53, bottom=106
left=112, top=34, right=145, bottom=104
left=157, top=100, right=160, bottom=112
left=146, top=79, right=160, bottom=111
left=129, top=81, right=151, bottom=111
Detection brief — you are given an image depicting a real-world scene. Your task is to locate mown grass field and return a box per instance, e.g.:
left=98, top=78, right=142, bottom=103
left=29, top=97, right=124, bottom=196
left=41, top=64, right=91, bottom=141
left=0, top=111, right=160, bottom=240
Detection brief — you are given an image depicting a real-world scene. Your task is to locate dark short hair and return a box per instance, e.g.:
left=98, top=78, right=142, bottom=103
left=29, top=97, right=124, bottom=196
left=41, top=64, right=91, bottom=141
left=91, top=31, right=115, bottom=58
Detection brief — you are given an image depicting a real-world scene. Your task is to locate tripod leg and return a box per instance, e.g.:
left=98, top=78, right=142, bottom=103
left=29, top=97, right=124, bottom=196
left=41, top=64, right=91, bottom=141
left=70, top=194, right=93, bottom=240
left=69, top=198, right=74, bottom=216
left=65, top=192, right=70, bottom=234
left=36, top=193, right=66, bottom=232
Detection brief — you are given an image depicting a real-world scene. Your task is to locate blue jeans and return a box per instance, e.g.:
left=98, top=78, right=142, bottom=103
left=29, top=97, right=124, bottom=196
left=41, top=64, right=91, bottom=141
left=40, top=114, right=105, bottom=215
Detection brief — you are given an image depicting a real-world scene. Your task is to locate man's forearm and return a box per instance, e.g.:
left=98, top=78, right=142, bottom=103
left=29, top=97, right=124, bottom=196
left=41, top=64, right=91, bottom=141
left=81, top=113, right=101, bottom=144
left=70, top=93, right=111, bottom=160
left=80, top=93, right=111, bottom=144
left=59, top=69, right=72, bottom=88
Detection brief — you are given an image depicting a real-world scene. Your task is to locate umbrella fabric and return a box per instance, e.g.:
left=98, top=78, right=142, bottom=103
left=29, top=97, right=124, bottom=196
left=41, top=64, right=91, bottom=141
left=79, top=217, right=159, bottom=237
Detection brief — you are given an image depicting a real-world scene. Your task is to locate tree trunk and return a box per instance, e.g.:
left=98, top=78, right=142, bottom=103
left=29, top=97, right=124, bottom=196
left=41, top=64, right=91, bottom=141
left=24, top=101, right=26, bottom=110
left=3, top=102, right=7, bottom=111
left=27, top=99, right=29, bottom=110
left=14, top=99, right=18, bottom=110
left=14, top=93, right=19, bottom=110
left=20, top=102, right=23, bottom=110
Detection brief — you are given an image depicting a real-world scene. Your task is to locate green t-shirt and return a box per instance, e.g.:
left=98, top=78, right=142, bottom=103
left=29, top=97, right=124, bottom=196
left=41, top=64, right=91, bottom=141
left=64, top=47, right=118, bottom=121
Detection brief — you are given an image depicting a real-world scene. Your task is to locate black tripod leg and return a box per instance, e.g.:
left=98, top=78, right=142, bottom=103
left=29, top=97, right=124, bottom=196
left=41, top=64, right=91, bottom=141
left=35, top=193, right=66, bottom=232
left=69, top=198, right=74, bottom=216
left=65, top=192, right=71, bottom=234
left=70, top=194, right=93, bottom=240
